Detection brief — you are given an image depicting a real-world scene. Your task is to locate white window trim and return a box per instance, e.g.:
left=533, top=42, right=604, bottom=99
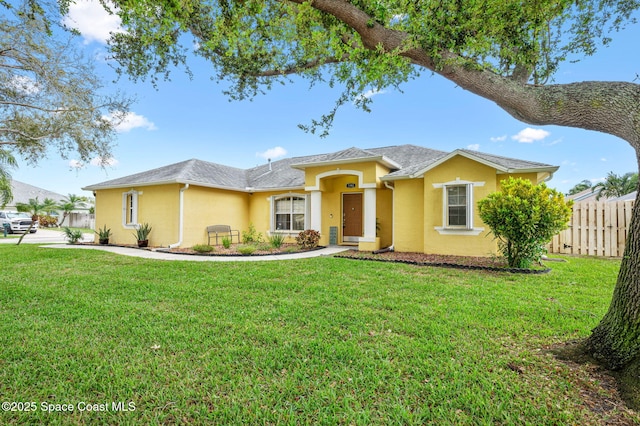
left=122, top=190, right=140, bottom=229
left=433, top=179, right=485, bottom=236
left=270, top=193, right=309, bottom=234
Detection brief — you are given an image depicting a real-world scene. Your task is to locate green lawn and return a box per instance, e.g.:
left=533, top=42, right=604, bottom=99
left=0, top=245, right=636, bottom=425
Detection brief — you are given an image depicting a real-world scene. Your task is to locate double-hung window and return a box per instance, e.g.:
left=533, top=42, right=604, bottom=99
left=122, top=190, right=139, bottom=228
left=446, top=185, right=470, bottom=228
left=273, top=195, right=307, bottom=232
left=434, top=180, right=484, bottom=235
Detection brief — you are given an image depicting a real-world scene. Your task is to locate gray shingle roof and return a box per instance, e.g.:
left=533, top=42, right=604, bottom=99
left=83, top=145, right=558, bottom=191
left=83, top=159, right=248, bottom=190
left=457, top=149, right=557, bottom=171
left=6, top=180, right=66, bottom=206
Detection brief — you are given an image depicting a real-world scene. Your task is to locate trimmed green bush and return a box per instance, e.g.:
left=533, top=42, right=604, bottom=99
left=192, top=244, right=215, bottom=253
left=237, top=245, right=257, bottom=255
left=478, top=177, right=572, bottom=268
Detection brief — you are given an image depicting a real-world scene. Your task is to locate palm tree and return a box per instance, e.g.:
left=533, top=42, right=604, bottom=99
left=57, top=194, right=81, bottom=226
left=0, top=149, right=17, bottom=208
left=592, top=172, right=639, bottom=200
left=41, top=198, right=58, bottom=214
left=16, top=197, right=44, bottom=220
left=567, top=179, right=593, bottom=196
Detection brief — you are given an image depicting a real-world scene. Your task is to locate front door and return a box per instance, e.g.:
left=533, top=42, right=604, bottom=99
left=342, top=193, right=363, bottom=243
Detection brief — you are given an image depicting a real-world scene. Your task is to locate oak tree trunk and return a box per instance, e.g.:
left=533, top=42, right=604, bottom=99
left=587, top=152, right=640, bottom=370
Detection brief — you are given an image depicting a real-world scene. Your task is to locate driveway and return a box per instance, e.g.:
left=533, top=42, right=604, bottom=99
left=0, top=228, right=94, bottom=244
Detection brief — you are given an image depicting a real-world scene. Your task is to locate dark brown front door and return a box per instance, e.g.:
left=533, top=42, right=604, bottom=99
left=343, top=193, right=363, bottom=242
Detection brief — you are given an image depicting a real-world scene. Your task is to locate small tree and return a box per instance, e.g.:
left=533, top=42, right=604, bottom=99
left=592, top=172, right=638, bottom=201
left=567, top=180, right=593, bottom=196
left=478, top=178, right=572, bottom=269
left=57, top=194, right=81, bottom=226
left=16, top=197, right=44, bottom=220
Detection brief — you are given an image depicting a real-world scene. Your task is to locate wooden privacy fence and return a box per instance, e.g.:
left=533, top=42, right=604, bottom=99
left=548, top=200, right=634, bottom=257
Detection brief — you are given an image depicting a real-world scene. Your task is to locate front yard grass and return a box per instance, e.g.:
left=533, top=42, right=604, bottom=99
left=0, top=245, right=636, bottom=425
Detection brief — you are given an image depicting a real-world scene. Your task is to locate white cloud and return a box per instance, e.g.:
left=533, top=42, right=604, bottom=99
left=360, top=89, right=386, bottom=100
left=8, top=75, right=40, bottom=95
left=511, top=127, right=550, bottom=143
left=601, top=157, right=607, bottom=162
left=69, top=160, right=84, bottom=170
left=354, top=89, right=387, bottom=105
left=62, top=0, right=123, bottom=45
left=103, top=111, right=157, bottom=133
left=467, top=144, right=480, bottom=151
left=257, top=146, right=287, bottom=160
left=90, top=157, right=119, bottom=167
left=490, top=135, right=507, bottom=142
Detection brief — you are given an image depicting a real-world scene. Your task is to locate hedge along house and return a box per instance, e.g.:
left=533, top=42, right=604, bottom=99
left=82, top=144, right=558, bottom=255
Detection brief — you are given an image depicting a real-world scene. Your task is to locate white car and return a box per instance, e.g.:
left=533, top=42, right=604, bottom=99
left=0, top=211, right=38, bottom=233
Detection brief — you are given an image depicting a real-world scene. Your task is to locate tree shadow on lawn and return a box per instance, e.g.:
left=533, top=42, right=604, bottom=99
left=548, top=340, right=639, bottom=423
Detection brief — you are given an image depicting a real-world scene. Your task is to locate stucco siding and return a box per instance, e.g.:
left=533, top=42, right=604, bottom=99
left=393, top=179, right=424, bottom=252
left=183, top=186, right=250, bottom=247
left=376, top=188, right=393, bottom=248
left=94, top=184, right=181, bottom=247
left=421, top=156, right=496, bottom=255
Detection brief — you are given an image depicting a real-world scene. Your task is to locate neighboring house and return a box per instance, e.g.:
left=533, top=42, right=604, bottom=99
left=609, top=191, right=637, bottom=202
left=566, top=188, right=637, bottom=203
left=83, top=144, right=558, bottom=256
left=566, top=188, right=605, bottom=203
left=4, top=180, right=66, bottom=210
left=4, top=180, right=95, bottom=228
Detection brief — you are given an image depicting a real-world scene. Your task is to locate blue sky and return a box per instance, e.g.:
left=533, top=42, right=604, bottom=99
left=11, top=1, right=640, bottom=197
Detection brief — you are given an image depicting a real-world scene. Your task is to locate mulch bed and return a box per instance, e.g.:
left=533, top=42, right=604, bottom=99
left=334, top=250, right=551, bottom=273
left=161, top=243, right=318, bottom=256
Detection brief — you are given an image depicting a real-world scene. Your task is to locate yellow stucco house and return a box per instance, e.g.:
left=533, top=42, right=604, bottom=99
left=83, top=144, right=558, bottom=256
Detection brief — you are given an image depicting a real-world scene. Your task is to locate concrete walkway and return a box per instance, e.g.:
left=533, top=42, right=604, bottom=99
left=0, top=228, right=94, bottom=244
left=3, top=229, right=349, bottom=261
left=43, top=243, right=349, bottom=262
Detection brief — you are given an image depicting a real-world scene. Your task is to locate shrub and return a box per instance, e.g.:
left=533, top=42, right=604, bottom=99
left=257, top=242, right=272, bottom=251
left=237, top=245, right=256, bottom=255
left=192, top=244, right=215, bottom=253
left=37, top=215, right=58, bottom=228
left=269, top=233, right=286, bottom=248
left=296, top=229, right=321, bottom=249
left=221, top=236, right=232, bottom=249
left=477, top=177, right=572, bottom=268
left=242, top=223, right=264, bottom=244
left=62, top=227, right=83, bottom=244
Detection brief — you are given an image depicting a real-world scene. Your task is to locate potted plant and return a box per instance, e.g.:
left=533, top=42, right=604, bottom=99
left=133, top=222, right=152, bottom=247
left=95, top=225, right=111, bottom=245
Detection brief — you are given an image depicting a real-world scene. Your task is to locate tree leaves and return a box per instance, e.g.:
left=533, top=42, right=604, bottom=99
left=1, top=1, right=133, bottom=165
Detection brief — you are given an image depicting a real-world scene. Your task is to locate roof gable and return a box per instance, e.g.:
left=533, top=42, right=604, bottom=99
left=383, top=149, right=558, bottom=180
left=290, top=146, right=401, bottom=170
